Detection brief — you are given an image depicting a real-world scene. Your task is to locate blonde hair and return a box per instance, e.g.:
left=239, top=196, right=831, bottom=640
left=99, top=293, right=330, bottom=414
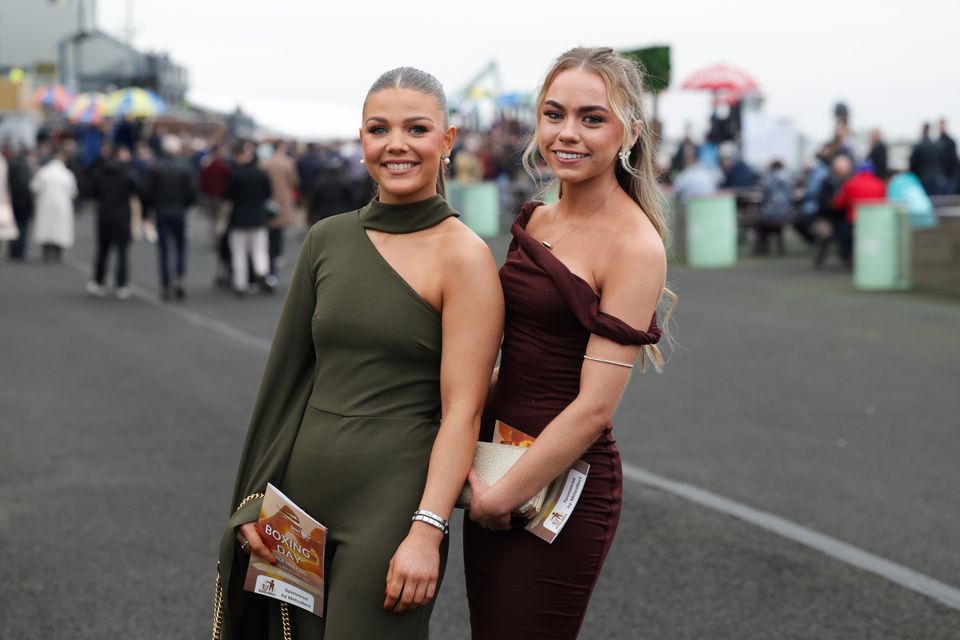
left=364, top=67, right=449, bottom=199
left=523, top=46, right=677, bottom=371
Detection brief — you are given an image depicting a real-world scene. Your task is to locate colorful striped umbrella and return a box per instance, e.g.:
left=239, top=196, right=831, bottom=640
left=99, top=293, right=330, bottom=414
left=31, top=84, right=76, bottom=111
left=67, top=92, right=109, bottom=124
left=106, top=87, right=167, bottom=118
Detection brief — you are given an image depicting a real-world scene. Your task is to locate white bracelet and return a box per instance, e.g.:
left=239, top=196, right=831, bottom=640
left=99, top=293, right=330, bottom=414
left=583, top=355, right=635, bottom=369
left=412, top=509, right=449, bottom=535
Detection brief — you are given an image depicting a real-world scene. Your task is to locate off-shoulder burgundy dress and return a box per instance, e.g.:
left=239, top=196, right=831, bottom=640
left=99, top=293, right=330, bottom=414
left=462, top=201, right=661, bottom=640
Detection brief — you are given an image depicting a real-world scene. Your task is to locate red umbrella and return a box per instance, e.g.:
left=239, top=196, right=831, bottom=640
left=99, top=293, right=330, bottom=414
left=680, top=64, right=759, bottom=93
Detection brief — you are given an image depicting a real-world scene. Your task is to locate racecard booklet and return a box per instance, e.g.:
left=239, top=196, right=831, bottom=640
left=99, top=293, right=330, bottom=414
left=493, top=421, right=590, bottom=544
left=243, top=483, right=327, bottom=616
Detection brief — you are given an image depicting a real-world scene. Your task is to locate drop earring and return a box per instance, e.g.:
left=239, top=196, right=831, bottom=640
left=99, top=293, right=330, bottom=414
left=442, top=154, right=451, bottom=165
left=618, top=148, right=631, bottom=166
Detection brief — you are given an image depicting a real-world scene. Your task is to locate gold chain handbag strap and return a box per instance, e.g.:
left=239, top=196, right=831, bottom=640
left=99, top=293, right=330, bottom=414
left=212, top=492, right=293, bottom=640
left=237, top=492, right=265, bottom=510
left=211, top=575, right=225, bottom=640
left=280, top=603, right=292, bottom=638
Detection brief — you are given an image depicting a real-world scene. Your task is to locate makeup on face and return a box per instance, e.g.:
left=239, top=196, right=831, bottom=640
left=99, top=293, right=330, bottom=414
left=538, top=69, right=624, bottom=182
left=361, top=89, right=450, bottom=204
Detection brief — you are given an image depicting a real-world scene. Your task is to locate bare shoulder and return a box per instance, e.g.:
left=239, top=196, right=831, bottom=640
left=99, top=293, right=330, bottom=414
left=525, top=200, right=554, bottom=225
left=437, top=217, right=499, bottom=274
left=434, top=218, right=504, bottom=317
left=602, top=196, right=667, bottom=281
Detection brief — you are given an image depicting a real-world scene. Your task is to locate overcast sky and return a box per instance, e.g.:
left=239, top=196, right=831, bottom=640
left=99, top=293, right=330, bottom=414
left=97, top=0, right=958, bottom=143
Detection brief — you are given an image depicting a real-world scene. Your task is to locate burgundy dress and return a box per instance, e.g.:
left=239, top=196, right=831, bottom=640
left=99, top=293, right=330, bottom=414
left=462, top=201, right=661, bottom=640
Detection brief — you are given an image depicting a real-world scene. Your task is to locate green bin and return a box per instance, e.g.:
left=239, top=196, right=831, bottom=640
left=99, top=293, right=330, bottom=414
left=685, top=194, right=736, bottom=268
left=445, top=180, right=464, bottom=214
left=854, top=202, right=911, bottom=290
left=455, top=181, right=500, bottom=238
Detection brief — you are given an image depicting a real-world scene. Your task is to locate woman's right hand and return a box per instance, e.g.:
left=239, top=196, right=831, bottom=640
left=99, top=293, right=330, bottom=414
left=466, top=470, right=512, bottom=531
left=237, top=522, right=277, bottom=565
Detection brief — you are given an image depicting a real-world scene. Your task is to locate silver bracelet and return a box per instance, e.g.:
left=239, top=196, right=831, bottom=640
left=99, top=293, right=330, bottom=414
left=583, top=355, right=635, bottom=369
left=412, top=509, right=449, bottom=535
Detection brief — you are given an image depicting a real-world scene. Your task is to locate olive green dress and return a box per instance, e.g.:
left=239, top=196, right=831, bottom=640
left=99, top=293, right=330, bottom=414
left=215, top=196, right=458, bottom=640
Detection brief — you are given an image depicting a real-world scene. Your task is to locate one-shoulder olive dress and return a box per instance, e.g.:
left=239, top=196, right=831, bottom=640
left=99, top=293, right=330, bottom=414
left=215, top=196, right=458, bottom=640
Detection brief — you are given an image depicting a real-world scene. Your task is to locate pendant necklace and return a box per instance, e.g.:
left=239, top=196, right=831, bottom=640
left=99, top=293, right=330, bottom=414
left=540, top=184, right=620, bottom=251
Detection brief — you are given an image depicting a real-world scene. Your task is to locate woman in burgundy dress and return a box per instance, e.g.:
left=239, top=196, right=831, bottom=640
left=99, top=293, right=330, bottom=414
left=463, top=47, right=676, bottom=639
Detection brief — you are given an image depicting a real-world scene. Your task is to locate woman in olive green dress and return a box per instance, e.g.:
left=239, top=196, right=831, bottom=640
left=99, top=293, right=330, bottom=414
left=213, top=67, right=504, bottom=640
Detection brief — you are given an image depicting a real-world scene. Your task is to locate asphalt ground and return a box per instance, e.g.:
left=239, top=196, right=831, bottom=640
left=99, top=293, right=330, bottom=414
left=1, top=207, right=959, bottom=639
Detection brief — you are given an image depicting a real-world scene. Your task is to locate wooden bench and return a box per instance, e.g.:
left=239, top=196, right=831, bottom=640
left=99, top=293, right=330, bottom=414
left=912, top=196, right=960, bottom=293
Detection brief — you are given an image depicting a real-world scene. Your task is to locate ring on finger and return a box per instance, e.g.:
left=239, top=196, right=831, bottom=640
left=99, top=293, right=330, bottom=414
left=240, top=539, right=250, bottom=552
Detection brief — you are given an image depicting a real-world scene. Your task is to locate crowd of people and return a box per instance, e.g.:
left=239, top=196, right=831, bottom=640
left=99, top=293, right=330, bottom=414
left=2, top=103, right=955, bottom=292
left=668, top=118, right=958, bottom=268
left=0, top=126, right=381, bottom=298
left=0, top=108, right=544, bottom=301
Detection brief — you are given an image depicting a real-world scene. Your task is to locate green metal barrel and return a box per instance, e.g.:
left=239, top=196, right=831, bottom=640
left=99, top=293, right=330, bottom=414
left=445, top=180, right=464, bottom=214
left=450, top=181, right=500, bottom=238
left=854, top=202, right=911, bottom=290
left=685, top=194, right=737, bottom=268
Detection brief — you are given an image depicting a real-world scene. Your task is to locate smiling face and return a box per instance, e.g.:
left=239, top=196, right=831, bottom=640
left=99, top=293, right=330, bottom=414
left=360, top=88, right=455, bottom=204
left=538, top=68, right=626, bottom=186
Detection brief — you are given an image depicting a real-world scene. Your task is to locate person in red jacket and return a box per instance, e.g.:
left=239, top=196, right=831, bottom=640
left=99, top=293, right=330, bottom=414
left=832, top=160, right=886, bottom=267
left=200, top=144, right=231, bottom=246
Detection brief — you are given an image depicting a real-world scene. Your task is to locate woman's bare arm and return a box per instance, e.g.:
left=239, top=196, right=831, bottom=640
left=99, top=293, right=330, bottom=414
left=385, top=228, right=504, bottom=612
left=470, top=228, right=665, bottom=527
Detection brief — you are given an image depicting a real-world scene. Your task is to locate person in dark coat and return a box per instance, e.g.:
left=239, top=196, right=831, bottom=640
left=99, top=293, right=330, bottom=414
left=86, top=146, right=141, bottom=298
left=815, top=154, right=852, bottom=268
left=143, top=135, right=198, bottom=300
left=80, top=142, right=113, bottom=201
left=867, top=129, right=888, bottom=180
left=670, top=132, right=698, bottom=180
left=223, top=142, right=273, bottom=295
left=938, top=119, right=958, bottom=195
left=295, top=142, right=324, bottom=200
left=755, top=160, right=793, bottom=256
left=304, top=160, right=354, bottom=226
left=7, top=148, right=35, bottom=261
left=718, top=143, right=759, bottom=189
left=910, top=123, right=944, bottom=195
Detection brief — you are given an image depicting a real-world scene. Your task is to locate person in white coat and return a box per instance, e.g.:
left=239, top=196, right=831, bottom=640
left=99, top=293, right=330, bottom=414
left=0, top=153, right=19, bottom=247
left=31, top=149, right=78, bottom=262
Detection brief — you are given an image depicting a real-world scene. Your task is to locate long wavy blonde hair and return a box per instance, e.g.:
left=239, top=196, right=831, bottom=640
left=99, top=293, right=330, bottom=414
left=522, top=47, right=677, bottom=371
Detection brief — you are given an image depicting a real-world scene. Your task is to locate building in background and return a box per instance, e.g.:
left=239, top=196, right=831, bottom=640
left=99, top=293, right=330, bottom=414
left=0, top=0, right=187, bottom=104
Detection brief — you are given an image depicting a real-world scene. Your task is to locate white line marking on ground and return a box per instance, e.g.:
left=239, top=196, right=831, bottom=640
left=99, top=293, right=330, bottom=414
left=622, top=463, right=960, bottom=611
left=60, top=253, right=960, bottom=612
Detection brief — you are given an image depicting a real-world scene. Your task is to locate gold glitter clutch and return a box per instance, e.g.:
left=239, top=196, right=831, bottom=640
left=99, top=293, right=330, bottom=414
left=456, top=442, right=548, bottom=519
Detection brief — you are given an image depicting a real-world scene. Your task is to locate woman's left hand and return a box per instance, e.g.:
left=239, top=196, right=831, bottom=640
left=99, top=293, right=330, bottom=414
left=466, top=470, right=512, bottom=531
left=383, top=526, right=442, bottom=614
